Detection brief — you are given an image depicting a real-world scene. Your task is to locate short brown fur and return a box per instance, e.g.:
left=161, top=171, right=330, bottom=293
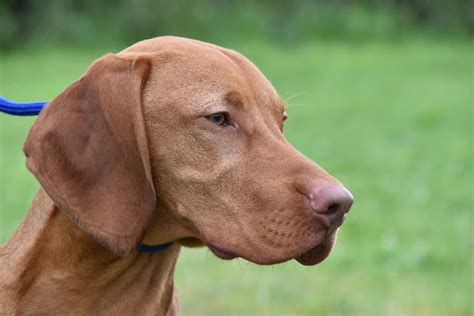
left=0, top=36, right=352, bottom=315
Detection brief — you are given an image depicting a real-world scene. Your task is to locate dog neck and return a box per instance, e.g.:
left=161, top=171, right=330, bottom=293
left=0, top=188, right=181, bottom=315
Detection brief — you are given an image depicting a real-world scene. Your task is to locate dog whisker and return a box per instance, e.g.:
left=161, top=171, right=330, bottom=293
left=283, top=91, right=308, bottom=103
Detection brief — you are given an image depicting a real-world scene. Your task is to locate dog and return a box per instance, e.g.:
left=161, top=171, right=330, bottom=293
left=0, top=36, right=353, bottom=315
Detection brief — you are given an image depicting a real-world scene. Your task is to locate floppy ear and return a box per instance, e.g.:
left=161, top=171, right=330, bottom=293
left=23, top=53, right=155, bottom=256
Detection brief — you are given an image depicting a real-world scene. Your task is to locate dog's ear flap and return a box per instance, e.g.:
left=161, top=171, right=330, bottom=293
left=24, top=53, right=155, bottom=256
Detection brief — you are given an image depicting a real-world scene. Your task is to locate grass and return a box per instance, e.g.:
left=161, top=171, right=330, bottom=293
left=1, top=38, right=472, bottom=315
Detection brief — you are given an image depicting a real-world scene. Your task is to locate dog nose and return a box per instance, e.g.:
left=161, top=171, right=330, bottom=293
left=308, top=185, right=353, bottom=227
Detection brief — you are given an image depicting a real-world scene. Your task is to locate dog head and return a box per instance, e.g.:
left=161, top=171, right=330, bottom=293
left=24, top=36, right=353, bottom=265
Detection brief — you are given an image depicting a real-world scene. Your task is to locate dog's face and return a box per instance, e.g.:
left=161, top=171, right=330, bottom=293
left=24, top=37, right=352, bottom=265
left=123, top=37, right=353, bottom=265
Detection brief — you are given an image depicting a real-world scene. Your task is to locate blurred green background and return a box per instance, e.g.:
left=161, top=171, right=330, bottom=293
left=0, top=1, right=472, bottom=315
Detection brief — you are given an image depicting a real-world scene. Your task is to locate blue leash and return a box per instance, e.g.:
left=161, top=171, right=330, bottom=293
left=0, top=96, right=47, bottom=116
left=1, top=95, right=174, bottom=253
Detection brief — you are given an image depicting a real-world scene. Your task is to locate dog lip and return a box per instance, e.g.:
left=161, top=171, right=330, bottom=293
left=295, top=238, right=334, bottom=266
left=207, top=243, right=238, bottom=260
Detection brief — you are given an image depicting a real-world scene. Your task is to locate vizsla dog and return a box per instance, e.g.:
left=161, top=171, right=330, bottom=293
left=0, top=36, right=353, bottom=315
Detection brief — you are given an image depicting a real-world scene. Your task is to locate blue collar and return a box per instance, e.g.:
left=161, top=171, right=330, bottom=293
left=0, top=96, right=47, bottom=116
left=1, top=96, right=174, bottom=254
left=137, top=242, right=174, bottom=253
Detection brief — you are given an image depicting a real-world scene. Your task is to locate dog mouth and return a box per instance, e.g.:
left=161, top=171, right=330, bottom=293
left=207, top=233, right=336, bottom=266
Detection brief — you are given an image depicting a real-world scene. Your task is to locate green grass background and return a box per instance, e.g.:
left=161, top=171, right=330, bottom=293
left=1, top=39, right=472, bottom=315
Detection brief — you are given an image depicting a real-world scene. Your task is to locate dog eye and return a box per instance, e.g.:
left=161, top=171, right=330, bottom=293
left=283, top=111, right=288, bottom=121
left=207, top=113, right=229, bottom=126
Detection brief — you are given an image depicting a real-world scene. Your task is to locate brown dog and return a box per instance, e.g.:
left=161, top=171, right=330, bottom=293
left=0, top=36, right=353, bottom=315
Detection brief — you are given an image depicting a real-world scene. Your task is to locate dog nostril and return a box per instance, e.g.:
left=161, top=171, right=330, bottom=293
left=326, top=203, right=340, bottom=216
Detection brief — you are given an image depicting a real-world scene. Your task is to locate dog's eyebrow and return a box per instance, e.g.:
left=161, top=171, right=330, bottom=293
left=224, top=91, right=286, bottom=113
left=224, top=91, right=245, bottom=109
